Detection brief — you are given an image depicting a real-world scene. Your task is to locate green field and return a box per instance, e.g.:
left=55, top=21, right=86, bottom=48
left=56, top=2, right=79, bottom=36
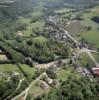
left=0, top=64, right=36, bottom=76
left=17, top=16, right=31, bottom=25
left=57, top=67, right=81, bottom=82
left=28, top=84, right=45, bottom=98
left=0, top=64, right=19, bottom=72
left=54, top=8, right=74, bottom=14
left=80, top=31, right=99, bottom=48
left=78, top=6, right=99, bottom=49
left=92, top=52, right=99, bottom=63
left=77, top=53, right=95, bottom=67
left=57, top=68, right=72, bottom=81
left=33, top=36, right=48, bottom=44
left=19, top=64, right=36, bottom=76
left=23, top=20, right=45, bottom=36
left=81, top=11, right=99, bottom=30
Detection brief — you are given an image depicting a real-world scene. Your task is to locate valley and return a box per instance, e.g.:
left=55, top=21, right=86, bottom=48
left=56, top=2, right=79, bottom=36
left=0, top=0, right=99, bottom=100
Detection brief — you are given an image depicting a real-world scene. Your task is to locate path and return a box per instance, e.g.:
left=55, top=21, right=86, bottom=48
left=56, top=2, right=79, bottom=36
left=77, top=48, right=99, bottom=67
left=48, top=15, right=99, bottom=67
left=11, top=72, right=46, bottom=100
left=49, top=16, right=79, bottom=44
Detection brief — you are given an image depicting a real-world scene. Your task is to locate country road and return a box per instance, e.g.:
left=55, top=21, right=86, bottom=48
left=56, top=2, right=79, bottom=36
left=11, top=72, right=46, bottom=100
left=49, top=16, right=79, bottom=45
left=35, top=59, right=69, bottom=69
left=11, top=15, right=99, bottom=100
left=6, top=79, right=24, bottom=100
left=77, top=48, right=99, bottom=66
left=48, top=15, right=99, bottom=67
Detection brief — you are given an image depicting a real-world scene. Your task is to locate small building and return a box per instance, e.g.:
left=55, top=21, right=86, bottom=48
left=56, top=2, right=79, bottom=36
left=46, top=78, right=53, bottom=85
left=39, top=80, right=49, bottom=90
left=91, top=67, right=99, bottom=76
left=0, top=54, right=8, bottom=61
left=0, top=49, right=8, bottom=61
left=16, top=31, right=23, bottom=37
left=12, top=72, right=20, bottom=76
left=52, top=79, right=59, bottom=87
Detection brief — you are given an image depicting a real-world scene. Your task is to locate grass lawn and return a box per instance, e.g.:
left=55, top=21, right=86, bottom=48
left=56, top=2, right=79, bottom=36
left=78, top=53, right=95, bottom=67
left=57, top=67, right=81, bottom=82
left=0, top=64, right=19, bottom=72
left=54, top=8, right=74, bottom=14
left=30, top=5, right=44, bottom=18
left=27, top=20, right=45, bottom=32
left=33, top=36, right=48, bottom=44
left=23, top=20, right=45, bottom=36
left=92, top=52, right=99, bottom=63
left=28, top=84, right=46, bottom=99
left=16, top=7, right=44, bottom=37
left=20, top=64, right=36, bottom=76
left=57, top=68, right=72, bottom=81
left=78, top=6, right=99, bottom=49
left=80, top=31, right=99, bottom=48
left=0, top=64, right=36, bottom=76
left=81, top=9, right=99, bottom=30
left=17, top=16, right=31, bottom=25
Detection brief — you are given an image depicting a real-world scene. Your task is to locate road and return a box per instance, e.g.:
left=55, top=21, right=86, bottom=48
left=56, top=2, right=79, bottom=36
left=11, top=15, right=99, bottom=100
left=49, top=16, right=79, bottom=45
left=48, top=15, right=99, bottom=67
left=77, top=48, right=99, bottom=66
left=11, top=72, right=46, bottom=100
left=17, top=79, right=24, bottom=89
left=6, top=79, right=24, bottom=100
left=35, top=59, right=69, bottom=69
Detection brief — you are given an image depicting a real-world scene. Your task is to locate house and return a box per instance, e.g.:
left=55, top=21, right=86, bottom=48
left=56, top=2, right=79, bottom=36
left=12, top=72, right=20, bottom=77
left=91, top=67, right=99, bottom=76
left=0, top=55, right=8, bottom=61
left=38, top=80, right=49, bottom=90
left=0, top=49, right=8, bottom=61
left=16, top=31, right=23, bottom=37
left=46, top=78, right=53, bottom=85
left=52, top=79, right=59, bottom=87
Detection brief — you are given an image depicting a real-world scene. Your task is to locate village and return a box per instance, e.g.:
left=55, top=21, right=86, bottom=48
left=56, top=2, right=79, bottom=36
left=0, top=13, right=99, bottom=100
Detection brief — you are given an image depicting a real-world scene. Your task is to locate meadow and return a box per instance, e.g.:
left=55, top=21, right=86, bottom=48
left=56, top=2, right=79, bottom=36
left=0, top=64, right=36, bottom=76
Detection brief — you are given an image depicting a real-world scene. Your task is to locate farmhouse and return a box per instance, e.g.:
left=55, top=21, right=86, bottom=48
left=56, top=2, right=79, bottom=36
left=52, top=79, right=59, bottom=87
left=46, top=78, right=53, bottom=85
left=16, top=31, right=23, bottom=37
left=92, top=67, right=99, bottom=76
left=0, top=49, right=8, bottom=61
left=38, top=80, right=49, bottom=90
